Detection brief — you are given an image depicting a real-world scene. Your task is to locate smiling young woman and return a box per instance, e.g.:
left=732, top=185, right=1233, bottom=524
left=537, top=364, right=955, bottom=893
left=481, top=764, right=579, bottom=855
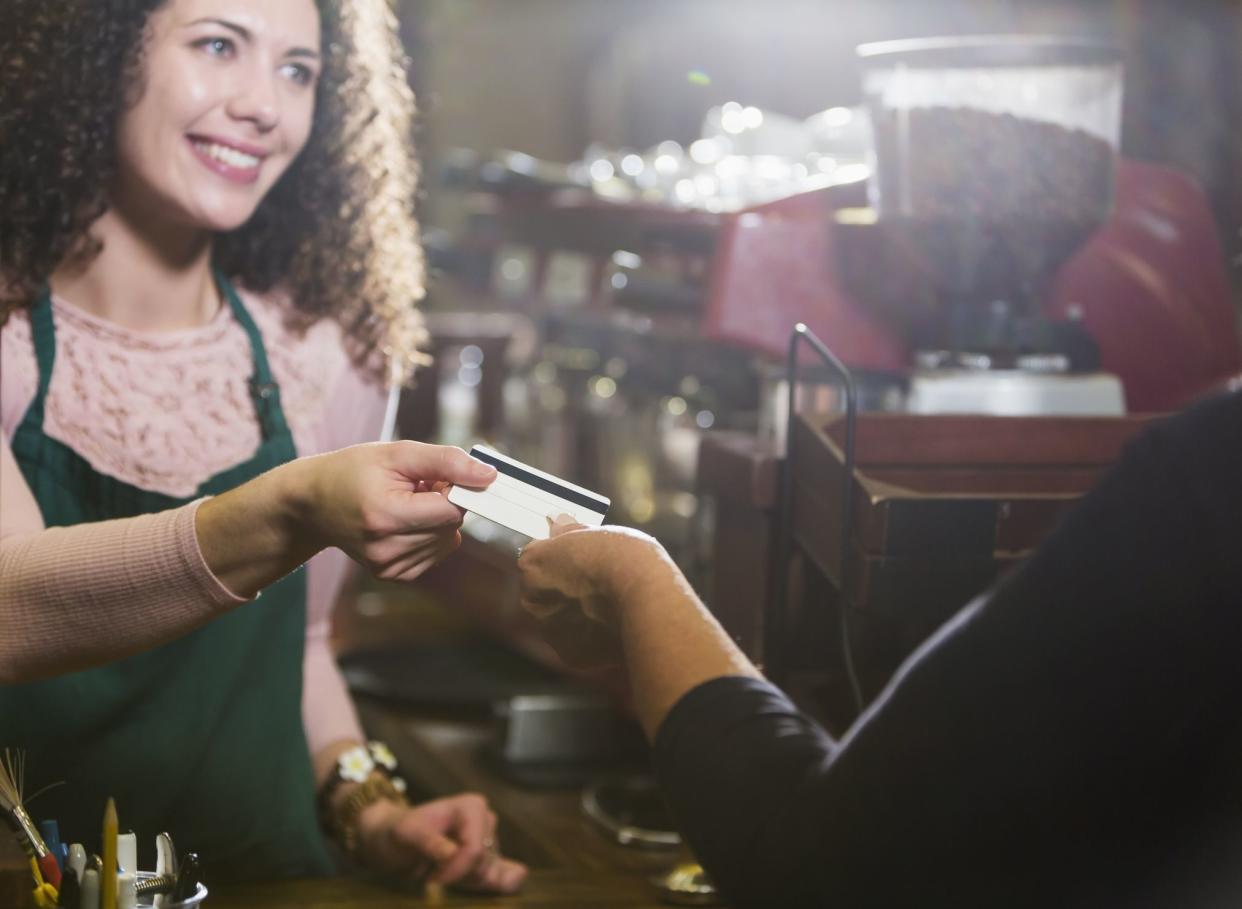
left=0, top=0, right=525, bottom=893
left=54, top=0, right=326, bottom=333
left=112, top=0, right=323, bottom=232
left=1, top=0, right=425, bottom=372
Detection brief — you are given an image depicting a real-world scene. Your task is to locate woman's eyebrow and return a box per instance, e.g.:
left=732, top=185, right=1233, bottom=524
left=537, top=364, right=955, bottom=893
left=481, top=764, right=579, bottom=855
left=187, top=17, right=252, bottom=41
left=186, top=17, right=320, bottom=59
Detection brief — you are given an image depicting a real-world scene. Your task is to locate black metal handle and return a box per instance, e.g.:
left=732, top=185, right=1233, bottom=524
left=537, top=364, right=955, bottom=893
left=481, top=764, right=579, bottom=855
left=769, top=323, right=863, bottom=711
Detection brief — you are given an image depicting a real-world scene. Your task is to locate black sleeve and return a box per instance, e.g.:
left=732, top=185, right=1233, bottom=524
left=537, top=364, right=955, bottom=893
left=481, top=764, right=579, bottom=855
left=654, top=392, right=1242, bottom=907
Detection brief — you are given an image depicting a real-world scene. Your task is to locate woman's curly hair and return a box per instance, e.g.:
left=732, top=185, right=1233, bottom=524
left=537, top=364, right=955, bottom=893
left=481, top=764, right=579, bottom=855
left=0, top=0, right=428, bottom=383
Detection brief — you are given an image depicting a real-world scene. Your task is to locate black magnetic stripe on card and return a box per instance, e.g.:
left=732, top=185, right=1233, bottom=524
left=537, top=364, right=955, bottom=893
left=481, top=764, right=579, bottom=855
left=469, top=448, right=609, bottom=513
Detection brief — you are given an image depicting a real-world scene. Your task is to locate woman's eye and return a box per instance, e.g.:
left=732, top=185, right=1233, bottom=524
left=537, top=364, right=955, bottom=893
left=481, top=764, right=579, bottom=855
left=195, top=36, right=236, bottom=58
left=281, top=63, right=317, bottom=87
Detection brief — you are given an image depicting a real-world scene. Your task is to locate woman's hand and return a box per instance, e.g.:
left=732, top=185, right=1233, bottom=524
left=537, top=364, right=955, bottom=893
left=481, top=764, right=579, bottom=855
left=298, top=441, right=495, bottom=583
left=516, top=519, right=674, bottom=668
left=198, top=441, right=496, bottom=597
left=358, top=794, right=528, bottom=893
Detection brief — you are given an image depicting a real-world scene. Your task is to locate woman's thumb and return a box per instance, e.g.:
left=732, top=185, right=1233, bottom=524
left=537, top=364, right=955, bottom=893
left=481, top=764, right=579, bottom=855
left=396, top=442, right=496, bottom=488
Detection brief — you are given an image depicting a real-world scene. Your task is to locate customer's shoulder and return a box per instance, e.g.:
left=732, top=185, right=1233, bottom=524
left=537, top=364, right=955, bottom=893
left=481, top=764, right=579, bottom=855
left=1149, top=387, right=1242, bottom=450
left=1121, top=388, right=1242, bottom=505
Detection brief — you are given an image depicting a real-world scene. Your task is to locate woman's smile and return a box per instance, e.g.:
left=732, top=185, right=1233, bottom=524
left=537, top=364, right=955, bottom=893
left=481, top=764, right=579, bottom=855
left=187, top=134, right=271, bottom=185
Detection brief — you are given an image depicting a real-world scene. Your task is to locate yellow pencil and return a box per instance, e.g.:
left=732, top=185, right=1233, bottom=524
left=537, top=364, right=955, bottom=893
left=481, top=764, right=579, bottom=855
left=101, top=797, right=117, bottom=909
left=425, top=881, right=445, bottom=906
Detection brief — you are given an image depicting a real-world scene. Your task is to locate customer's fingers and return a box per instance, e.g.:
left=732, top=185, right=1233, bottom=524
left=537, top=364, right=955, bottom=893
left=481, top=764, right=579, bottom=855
left=547, top=514, right=587, bottom=538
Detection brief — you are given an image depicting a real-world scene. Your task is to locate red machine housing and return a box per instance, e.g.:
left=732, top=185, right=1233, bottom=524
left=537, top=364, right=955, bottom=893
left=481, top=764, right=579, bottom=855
left=702, top=159, right=1240, bottom=412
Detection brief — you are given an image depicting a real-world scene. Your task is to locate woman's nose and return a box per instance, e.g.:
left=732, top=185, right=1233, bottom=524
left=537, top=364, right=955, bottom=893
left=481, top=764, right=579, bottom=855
left=225, top=74, right=280, bottom=132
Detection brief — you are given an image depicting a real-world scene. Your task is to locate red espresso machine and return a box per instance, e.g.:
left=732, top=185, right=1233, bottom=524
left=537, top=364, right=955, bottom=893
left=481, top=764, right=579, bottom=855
left=702, top=37, right=1238, bottom=414
left=696, top=37, right=1239, bottom=717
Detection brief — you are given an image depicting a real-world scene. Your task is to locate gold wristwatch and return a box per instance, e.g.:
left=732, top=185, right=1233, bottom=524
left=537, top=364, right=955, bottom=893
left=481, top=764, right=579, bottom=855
left=335, top=774, right=409, bottom=857
left=318, top=741, right=409, bottom=857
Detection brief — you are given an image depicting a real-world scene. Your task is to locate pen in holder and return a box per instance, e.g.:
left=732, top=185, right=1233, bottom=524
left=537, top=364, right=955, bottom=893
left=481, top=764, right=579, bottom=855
left=2, top=751, right=209, bottom=909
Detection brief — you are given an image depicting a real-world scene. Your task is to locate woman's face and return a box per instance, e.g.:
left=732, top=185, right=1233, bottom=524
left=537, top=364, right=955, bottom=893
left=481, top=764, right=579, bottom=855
left=113, top=0, right=321, bottom=233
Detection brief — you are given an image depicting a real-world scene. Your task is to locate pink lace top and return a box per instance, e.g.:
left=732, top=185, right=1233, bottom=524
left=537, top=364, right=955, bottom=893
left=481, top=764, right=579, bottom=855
left=0, top=288, right=388, bottom=756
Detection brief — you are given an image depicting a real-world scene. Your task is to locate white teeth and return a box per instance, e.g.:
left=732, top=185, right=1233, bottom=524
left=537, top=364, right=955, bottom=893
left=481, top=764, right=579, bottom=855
left=193, top=140, right=260, bottom=170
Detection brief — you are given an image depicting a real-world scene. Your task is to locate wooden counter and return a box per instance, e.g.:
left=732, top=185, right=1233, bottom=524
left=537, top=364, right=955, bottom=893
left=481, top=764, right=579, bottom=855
left=210, top=696, right=686, bottom=907
left=354, top=697, right=686, bottom=876
left=212, top=870, right=668, bottom=908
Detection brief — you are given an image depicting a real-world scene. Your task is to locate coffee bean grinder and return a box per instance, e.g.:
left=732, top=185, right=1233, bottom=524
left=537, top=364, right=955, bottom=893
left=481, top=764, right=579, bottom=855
left=851, top=35, right=1127, bottom=416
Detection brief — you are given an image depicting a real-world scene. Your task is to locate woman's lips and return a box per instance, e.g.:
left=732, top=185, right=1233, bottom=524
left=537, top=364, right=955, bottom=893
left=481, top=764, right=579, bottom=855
left=187, top=136, right=266, bottom=185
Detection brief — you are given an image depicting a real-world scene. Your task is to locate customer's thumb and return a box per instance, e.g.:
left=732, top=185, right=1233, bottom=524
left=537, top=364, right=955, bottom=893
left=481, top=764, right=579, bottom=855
left=547, top=513, right=587, bottom=538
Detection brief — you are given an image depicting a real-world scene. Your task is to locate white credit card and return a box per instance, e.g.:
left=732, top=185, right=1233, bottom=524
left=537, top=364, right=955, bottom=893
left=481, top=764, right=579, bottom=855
left=448, top=445, right=610, bottom=540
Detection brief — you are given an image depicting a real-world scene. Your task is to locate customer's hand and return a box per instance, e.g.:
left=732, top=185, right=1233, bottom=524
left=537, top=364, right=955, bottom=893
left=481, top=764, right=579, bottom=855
left=359, top=793, right=528, bottom=893
left=522, top=519, right=755, bottom=739
left=517, top=518, right=674, bottom=668
left=301, top=441, right=496, bottom=583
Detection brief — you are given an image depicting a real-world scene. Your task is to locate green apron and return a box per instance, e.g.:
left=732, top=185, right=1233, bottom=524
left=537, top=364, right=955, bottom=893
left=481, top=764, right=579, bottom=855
left=1, top=274, right=334, bottom=882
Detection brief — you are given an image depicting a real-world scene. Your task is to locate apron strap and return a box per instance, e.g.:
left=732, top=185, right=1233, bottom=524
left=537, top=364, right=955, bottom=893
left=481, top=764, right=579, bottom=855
left=17, top=292, right=57, bottom=433
left=213, top=269, right=293, bottom=444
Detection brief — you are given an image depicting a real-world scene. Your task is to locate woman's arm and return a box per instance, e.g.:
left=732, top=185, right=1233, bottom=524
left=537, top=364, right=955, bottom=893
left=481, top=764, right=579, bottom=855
left=1, top=433, right=246, bottom=682
left=302, top=571, right=528, bottom=893
left=0, top=432, right=496, bottom=683
left=291, top=370, right=526, bottom=893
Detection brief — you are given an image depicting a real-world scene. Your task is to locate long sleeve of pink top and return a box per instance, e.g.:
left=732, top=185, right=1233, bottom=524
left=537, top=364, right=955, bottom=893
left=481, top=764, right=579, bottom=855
left=0, top=290, right=388, bottom=756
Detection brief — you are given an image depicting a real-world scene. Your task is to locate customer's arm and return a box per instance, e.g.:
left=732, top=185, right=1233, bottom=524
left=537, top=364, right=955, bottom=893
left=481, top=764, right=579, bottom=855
left=519, top=522, right=760, bottom=736
left=519, top=524, right=839, bottom=906
left=519, top=393, right=1242, bottom=906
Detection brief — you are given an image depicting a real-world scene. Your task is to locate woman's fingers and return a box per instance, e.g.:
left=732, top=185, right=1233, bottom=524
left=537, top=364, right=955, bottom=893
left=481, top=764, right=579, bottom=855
left=463, top=855, right=527, bottom=894
left=382, top=488, right=466, bottom=534
left=361, top=521, right=462, bottom=575
left=493, top=858, right=529, bottom=892
left=432, top=795, right=490, bottom=884
left=387, top=441, right=496, bottom=490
